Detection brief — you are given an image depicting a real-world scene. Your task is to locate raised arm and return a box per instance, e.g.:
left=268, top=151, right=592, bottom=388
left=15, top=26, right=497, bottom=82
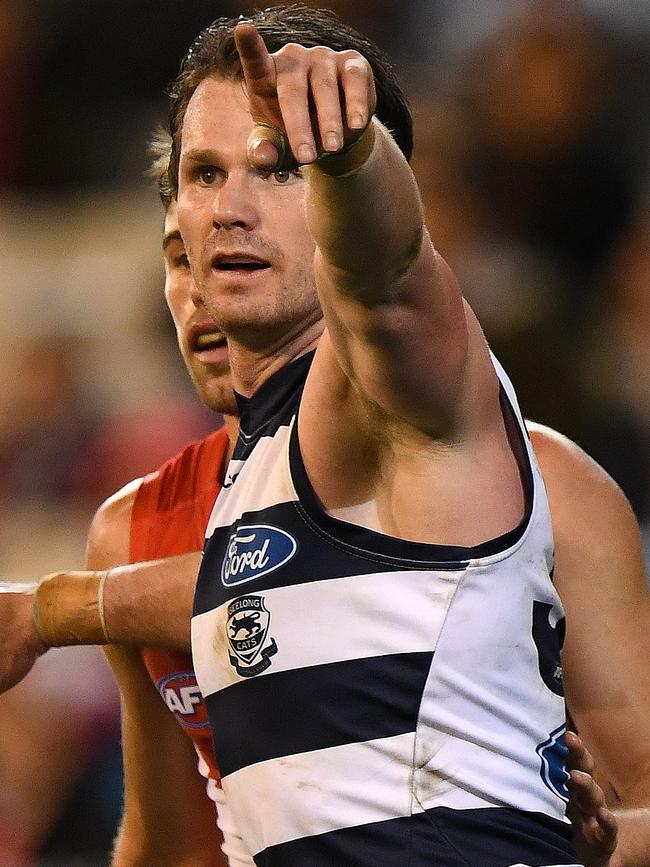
left=531, top=423, right=650, bottom=867
left=235, top=22, right=493, bottom=437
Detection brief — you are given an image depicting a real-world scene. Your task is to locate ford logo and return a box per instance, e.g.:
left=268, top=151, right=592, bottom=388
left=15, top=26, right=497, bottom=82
left=221, top=524, right=297, bottom=587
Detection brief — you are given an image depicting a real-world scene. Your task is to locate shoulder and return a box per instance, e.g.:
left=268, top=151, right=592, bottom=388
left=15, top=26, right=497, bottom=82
left=528, top=421, right=636, bottom=526
left=529, top=422, right=614, bottom=487
left=87, top=428, right=227, bottom=569
left=86, top=477, right=143, bottom=569
left=528, top=421, right=647, bottom=599
left=139, top=427, right=228, bottom=513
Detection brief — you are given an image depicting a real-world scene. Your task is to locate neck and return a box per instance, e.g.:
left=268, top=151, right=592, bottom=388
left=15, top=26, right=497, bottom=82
left=228, top=316, right=324, bottom=398
left=222, top=414, right=240, bottom=464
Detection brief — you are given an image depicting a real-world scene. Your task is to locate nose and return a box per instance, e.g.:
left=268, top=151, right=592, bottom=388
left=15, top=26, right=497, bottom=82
left=212, top=170, right=259, bottom=231
left=190, top=279, right=203, bottom=309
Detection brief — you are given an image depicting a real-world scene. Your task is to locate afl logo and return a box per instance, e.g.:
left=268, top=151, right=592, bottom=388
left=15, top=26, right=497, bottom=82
left=221, top=524, right=297, bottom=587
left=156, top=672, right=209, bottom=730
left=227, top=595, right=278, bottom=677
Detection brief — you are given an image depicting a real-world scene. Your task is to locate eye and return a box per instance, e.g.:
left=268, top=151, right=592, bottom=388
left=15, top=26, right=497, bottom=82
left=198, top=166, right=218, bottom=185
left=271, top=167, right=302, bottom=185
left=175, top=253, right=190, bottom=269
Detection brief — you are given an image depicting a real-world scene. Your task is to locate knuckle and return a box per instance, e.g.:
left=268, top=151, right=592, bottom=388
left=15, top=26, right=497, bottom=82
left=278, top=42, right=307, bottom=66
left=343, top=58, right=367, bottom=76
left=309, top=45, right=334, bottom=60
left=342, top=51, right=369, bottom=68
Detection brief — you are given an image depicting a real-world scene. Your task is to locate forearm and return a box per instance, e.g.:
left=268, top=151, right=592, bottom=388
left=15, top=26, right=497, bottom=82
left=611, top=809, right=650, bottom=867
left=111, top=822, right=226, bottom=867
left=106, top=646, right=226, bottom=867
left=610, top=774, right=650, bottom=867
left=111, top=809, right=225, bottom=867
left=34, top=553, right=201, bottom=653
left=103, top=553, right=200, bottom=651
left=305, top=116, right=471, bottom=429
left=306, top=119, right=425, bottom=295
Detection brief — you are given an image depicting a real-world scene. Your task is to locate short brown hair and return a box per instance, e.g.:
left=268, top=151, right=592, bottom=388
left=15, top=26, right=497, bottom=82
left=167, top=4, right=412, bottom=195
left=147, top=126, right=173, bottom=209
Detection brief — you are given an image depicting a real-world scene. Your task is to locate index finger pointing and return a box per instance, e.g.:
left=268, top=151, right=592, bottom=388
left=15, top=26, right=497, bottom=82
left=234, top=22, right=276, bottom=90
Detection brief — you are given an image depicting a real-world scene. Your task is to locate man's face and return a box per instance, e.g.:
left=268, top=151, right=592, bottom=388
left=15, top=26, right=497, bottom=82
left=176, top=76, right=321, bottom=352
left=163, top=202, right=237, bottom=416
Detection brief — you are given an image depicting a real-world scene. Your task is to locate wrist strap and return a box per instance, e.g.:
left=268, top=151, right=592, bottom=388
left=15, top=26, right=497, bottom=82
left=315, top=121, right=376, bottom=177
left=248, top=119, right=376, bottom=177
left=33, top=571, right=110, bottom=646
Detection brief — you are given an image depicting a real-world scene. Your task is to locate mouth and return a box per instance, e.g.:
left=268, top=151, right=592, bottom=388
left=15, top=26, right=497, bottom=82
left=211, top=253, right=271, bottom=274
left=193, top=331, right=227, bottom=351
left=189, top=323, right=228, bottom=356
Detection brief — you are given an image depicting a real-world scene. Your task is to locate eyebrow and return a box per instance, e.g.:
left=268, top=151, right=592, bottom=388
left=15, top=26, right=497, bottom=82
left=162, top=230, right=183, bottom=252
left=182, top=148, right=221, bottom=165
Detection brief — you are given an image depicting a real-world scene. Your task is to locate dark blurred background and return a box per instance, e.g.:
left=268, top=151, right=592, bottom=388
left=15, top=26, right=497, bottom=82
left=0, top=1, right=648, bottom=864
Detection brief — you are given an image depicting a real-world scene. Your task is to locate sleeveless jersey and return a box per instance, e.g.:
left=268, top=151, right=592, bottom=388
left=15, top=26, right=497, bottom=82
left=192, top=351, right=579, bottom=867
left=131, top=426, right=229, bottom=783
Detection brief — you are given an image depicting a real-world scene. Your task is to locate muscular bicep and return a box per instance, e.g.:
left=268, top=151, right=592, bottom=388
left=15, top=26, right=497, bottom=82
left=316, top=249, right=475, bottom=431
left=105, top=646, right=225, bottom=866
left=532, top=424, right=650, bottom=804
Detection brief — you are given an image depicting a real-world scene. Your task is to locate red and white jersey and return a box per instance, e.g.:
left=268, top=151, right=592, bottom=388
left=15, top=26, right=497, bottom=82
left=130, top=426, right=229, bottom=784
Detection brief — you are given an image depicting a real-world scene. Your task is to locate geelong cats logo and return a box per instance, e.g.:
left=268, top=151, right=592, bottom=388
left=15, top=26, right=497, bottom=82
left=221, top=524, right=297, bottom=587
left=227, top=595, right=278, bottom=677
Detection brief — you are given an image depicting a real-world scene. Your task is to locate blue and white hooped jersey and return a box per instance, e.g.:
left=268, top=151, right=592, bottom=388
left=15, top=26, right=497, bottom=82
left=192, top=350, right=579, bottom=867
